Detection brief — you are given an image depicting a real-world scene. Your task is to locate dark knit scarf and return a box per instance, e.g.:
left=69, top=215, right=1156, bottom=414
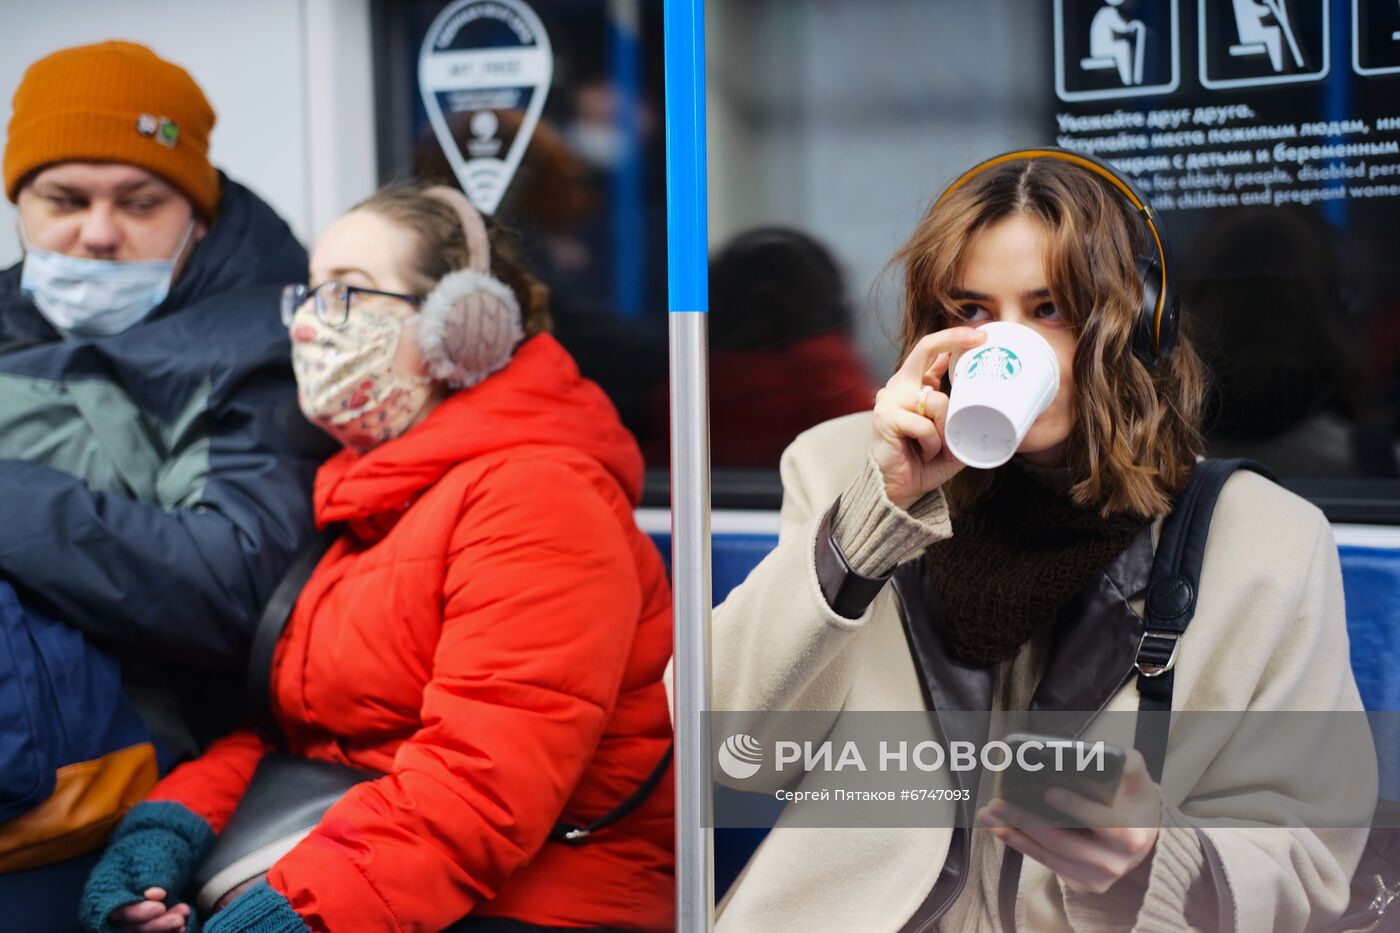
left=924, top=461, right=1150, bottom=667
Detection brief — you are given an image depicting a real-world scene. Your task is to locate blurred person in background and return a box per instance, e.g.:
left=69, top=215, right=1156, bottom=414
left=644, top=226, right=875, bottom=468
left=1184, top=206, right=1400, bottom=478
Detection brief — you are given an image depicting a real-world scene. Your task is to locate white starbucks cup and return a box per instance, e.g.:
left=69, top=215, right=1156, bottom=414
left=943, top=321, right=1060, bottom=469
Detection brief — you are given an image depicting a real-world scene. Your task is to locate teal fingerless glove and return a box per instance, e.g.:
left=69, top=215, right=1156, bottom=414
left=204, top=881, right=305, bottom=933
left=79, top=801, right=215, bottom=932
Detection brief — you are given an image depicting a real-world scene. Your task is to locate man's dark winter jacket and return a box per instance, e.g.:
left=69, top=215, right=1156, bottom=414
left=0, top=174, right=333, bottom=750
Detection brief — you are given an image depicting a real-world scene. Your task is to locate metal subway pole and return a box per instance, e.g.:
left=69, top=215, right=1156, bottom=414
left=663, top=0, right=714, bottom=930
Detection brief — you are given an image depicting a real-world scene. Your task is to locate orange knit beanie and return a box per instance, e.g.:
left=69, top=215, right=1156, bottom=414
left=4, top=41, right=219, bottom=219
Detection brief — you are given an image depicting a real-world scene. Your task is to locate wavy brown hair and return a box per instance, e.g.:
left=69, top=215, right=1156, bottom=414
left=896, top=156, right=1206, bottom=518
left=353, top=183, right=552, bottom=337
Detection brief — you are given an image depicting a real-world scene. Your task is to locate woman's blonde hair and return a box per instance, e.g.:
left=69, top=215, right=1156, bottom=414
left=896, top=156, right=1206, bottom=518
left=353, top=183, right=553, bottom=337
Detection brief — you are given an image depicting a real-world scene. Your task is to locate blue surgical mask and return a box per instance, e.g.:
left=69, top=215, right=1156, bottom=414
left=18, top=221, right=196, bottom=338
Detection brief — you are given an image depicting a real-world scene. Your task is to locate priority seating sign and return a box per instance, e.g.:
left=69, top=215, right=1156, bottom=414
left=1054, top=0, right=1181, bottom=102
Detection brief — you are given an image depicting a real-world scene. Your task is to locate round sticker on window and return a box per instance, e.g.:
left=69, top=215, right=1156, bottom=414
left=965, top=346, right=1023, bottom=381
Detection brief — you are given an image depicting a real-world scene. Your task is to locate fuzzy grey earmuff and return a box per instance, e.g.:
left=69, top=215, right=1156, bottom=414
left=415, top=185, right=525, bottom=389
left=416, top=267, right=524, bottom=388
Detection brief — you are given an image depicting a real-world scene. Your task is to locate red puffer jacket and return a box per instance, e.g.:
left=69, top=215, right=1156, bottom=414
left=149, top=334, right=675, bottom=931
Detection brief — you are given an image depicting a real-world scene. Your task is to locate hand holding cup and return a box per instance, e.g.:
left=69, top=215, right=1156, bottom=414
left=871, top=327, right=988, bottom=509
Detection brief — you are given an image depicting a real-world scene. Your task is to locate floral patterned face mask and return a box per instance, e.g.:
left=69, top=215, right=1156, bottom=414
left=290, top=303, right=435, bottom=451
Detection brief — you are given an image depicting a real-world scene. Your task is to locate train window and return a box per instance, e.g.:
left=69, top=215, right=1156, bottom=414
left=374, top=0, right=1400, bottom=521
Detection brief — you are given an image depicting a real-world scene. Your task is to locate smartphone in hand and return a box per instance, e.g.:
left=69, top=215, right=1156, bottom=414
left=993, top=732, right=1126, bottom=826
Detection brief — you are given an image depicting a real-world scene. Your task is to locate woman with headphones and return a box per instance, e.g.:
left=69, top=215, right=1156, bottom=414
left=703, top=151, right=1370, bottom=931
left=80, top=184, right=675, bottom=933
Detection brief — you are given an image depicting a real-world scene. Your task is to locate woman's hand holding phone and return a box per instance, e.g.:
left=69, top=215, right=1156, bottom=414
left=871, top=327, right=987, bottom=509
left=975, top=748, right=1162, bottom=895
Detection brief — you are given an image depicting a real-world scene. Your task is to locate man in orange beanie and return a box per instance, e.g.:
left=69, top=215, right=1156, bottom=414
left=5, top=40, right=223, bottom=332
left=0, top=41, right=331, bottom=931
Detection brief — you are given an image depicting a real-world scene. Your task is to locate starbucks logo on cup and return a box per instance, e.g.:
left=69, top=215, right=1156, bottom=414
left=965, top=346, right=1022, bottom=381
left=717, top=733, right=764, bottom=780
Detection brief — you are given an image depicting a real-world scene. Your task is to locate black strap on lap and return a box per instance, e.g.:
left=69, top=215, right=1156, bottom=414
left=549, top=743, right=675, bottom=844
left=248, top=526, right=340, bottom=743
left=1135, top=458, right=1274, bottom=783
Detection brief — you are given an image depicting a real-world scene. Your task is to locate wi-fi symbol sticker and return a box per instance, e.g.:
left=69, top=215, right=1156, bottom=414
left=717, top=733, right=764, bottom=780
left=463, top=165, right=505, bottom=209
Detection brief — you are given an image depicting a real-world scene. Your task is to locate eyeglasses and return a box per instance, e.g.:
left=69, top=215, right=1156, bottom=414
left=281, top=281, right=422, bottom=328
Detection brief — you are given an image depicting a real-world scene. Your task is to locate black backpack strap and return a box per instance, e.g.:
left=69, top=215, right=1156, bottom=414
left=247, top=527, right=340, bottom=742
left=549, top=743, right=674, bottom=844
left=1135, top=459, right=1275, bottom=782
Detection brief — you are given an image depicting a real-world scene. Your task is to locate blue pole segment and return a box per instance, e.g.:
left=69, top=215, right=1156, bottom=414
left=664, top=0, right=709, bottom=315
left=609, top=0, right=644, bottom=318
left=664, top=0, right=714, bottom=930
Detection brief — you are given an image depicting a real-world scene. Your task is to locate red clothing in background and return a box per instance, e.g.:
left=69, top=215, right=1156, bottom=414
left=647, top=332, right=876, bottom=468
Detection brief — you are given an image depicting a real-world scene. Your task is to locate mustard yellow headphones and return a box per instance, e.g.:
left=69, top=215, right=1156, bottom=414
left=936, top=147, right=1178, bottom=367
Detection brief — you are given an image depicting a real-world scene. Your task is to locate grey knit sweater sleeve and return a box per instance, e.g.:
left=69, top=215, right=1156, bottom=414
left=1058, top=802, right=1213, bottom=933
left=831, top=453, right=952, bottom=578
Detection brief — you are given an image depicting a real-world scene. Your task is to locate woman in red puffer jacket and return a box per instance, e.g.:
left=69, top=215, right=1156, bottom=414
left=81, top=184, right=675, bottom=933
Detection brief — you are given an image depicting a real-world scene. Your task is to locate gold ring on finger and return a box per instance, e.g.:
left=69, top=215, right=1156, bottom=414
left=916, top=384, right=933, bottom=419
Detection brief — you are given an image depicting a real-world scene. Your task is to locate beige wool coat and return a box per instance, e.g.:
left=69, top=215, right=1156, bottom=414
left=700, top=412, right=1372, bottom=933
